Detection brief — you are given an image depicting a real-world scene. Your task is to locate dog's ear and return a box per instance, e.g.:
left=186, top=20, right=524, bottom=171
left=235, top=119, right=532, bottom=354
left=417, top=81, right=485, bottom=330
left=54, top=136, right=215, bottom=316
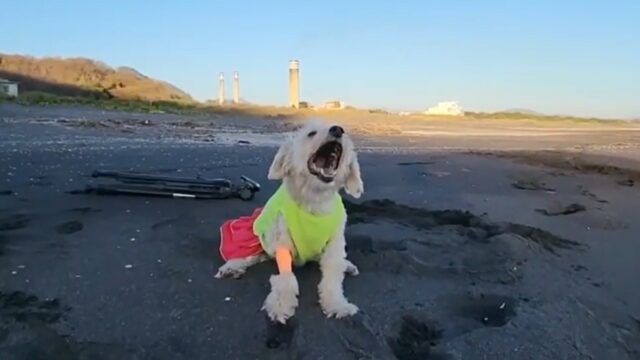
left=268, top=139, right=292, bottom=180
left=344, top=153, right=364, bottom=198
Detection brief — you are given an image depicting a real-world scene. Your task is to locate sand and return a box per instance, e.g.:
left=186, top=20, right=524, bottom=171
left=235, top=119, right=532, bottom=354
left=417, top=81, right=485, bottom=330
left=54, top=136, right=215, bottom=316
left=1, top=104, right=639, bottom=359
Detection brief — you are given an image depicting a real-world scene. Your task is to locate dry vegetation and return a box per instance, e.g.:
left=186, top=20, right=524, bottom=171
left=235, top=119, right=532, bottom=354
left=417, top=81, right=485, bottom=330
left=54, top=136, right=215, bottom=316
left=0, top=54, right=192, bottom=102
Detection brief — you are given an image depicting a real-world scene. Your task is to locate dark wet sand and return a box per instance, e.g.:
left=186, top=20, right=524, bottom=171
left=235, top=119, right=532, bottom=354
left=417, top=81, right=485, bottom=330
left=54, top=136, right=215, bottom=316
left=1, top=104, right=640, bottom=359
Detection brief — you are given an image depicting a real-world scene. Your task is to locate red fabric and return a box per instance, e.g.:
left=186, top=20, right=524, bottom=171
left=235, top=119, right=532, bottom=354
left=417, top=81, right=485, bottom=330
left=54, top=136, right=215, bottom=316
left=219, top=207, right=265, bottom=261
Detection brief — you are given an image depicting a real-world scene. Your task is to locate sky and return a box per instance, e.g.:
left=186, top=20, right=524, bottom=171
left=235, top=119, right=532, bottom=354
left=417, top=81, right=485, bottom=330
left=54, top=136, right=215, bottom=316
left=1, top=0, right=639, bottom=118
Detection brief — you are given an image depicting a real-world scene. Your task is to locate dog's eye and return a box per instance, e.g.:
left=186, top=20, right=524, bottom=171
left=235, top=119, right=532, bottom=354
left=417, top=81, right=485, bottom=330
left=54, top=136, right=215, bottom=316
left=307, top=131, right=317, bottom=137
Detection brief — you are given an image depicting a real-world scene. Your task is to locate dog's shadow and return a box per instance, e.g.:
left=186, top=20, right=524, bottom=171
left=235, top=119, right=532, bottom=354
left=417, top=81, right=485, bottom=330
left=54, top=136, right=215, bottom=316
left=265, top=315, right=297, bottom=349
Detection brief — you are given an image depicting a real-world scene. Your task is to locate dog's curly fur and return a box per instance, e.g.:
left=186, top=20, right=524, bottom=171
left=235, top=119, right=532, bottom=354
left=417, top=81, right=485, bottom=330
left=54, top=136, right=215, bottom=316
left=215, top=121, right=363, bottom=323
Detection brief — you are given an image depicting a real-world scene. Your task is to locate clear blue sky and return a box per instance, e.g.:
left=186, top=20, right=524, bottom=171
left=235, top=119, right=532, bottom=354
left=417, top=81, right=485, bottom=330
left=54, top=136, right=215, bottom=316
left=2, top=0, right=639, bottom=118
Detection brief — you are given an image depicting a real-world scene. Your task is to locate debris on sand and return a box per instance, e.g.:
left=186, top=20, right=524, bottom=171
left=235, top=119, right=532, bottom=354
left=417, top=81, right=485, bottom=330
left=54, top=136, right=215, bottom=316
left=616, top=179, right=635, bottom=187
left=536, top=203, right=586, bottom=216
left=512, top=179, right=555, bottom=192
left=419, top=171, right=451, bottom=178
left=396, top=161, right=436, bottom=166
left=578, top=185, right=609, bottom=203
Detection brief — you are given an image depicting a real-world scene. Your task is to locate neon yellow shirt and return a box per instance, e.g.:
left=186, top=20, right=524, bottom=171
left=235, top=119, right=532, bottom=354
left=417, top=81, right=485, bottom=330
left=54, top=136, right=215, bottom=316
left=253, top=184, right=346, bottom=265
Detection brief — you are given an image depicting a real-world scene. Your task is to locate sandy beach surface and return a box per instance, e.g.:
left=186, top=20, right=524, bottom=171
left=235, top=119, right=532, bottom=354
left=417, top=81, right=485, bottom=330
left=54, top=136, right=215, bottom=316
left=1, top=104, right=639, bottom=360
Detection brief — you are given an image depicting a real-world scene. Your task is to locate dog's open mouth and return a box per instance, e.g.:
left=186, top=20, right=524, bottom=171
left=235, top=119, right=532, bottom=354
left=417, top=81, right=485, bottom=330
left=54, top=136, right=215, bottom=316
left=308, top=141, right=343, bottom=183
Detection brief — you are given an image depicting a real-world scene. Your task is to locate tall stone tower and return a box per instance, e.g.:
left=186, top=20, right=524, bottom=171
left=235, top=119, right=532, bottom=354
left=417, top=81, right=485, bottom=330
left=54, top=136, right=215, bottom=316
left=233, top=71, right=240, bottom=104
left=288, top=60, right=300, bottom=108
left=218, top=72, right=225, bottom=105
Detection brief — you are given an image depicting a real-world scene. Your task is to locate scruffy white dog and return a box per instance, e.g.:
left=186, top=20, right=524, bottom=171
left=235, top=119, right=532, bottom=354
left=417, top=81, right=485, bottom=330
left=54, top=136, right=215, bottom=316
left=215, top=121, right=363, bottom=323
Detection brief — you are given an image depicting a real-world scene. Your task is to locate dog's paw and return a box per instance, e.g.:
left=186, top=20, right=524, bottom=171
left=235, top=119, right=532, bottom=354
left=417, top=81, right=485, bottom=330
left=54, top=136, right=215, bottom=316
left=320, top=298, right=359, bottom=319
left=345, top=260, right=359, bottom=276
left=262, top=273, right=299, bottom=324
left=214, top=264, right=246, bottom=279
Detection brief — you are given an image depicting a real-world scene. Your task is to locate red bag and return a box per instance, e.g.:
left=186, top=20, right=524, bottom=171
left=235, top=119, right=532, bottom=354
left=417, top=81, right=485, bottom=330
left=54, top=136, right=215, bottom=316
left=219, top=208, right=265, bottom=261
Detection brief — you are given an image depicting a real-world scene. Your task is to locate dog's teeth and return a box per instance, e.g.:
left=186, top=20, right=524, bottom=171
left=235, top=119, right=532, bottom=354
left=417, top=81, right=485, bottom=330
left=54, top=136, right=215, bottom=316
left=321, top=168, right=336, bottom=177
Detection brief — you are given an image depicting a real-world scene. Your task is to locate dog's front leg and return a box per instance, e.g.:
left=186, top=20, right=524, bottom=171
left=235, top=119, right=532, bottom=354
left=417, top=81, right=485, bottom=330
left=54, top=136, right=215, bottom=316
left=262, top=272, right=298, bottom=324
left=318, top=223, right=358, bottom=318
left=262, top=217, right=299, bottom=324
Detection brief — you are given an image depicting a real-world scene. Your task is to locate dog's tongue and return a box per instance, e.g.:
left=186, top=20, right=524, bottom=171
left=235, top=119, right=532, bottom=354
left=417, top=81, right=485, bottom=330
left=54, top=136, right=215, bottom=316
left=313, top=156, right=326, bottom=168
left=314, top=154, right=336, bottom=169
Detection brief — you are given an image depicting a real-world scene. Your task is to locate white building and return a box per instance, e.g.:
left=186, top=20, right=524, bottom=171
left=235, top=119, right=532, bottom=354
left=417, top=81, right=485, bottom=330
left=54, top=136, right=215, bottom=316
left=0, top=78, right=19, bottom=97
left=424, top=101, right=464, bottom=116
left=324, top=100, right=345, bottom=110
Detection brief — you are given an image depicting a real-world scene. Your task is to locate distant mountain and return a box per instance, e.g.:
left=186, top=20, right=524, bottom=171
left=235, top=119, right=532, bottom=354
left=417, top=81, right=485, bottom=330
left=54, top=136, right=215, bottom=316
left=0, top=53, right=193, bottom=102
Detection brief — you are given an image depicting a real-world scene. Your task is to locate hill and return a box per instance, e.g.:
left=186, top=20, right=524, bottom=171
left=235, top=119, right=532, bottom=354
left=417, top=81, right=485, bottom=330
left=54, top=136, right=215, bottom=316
left=0, top=53, right=193, bottom=102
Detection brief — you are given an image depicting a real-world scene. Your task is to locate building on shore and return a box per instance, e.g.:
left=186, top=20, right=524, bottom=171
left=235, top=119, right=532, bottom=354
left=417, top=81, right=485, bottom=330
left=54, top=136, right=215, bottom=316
left=218, top=73, right=225, bottom=105
left=0, top=78, right=19, bottom=97
left=232, top=71, right=240, bottom=104
left=289, top=60, right=300, bottom=108
left=423, top=101, right=464, bottom=116
left=323, top=100, right=345, bottom=110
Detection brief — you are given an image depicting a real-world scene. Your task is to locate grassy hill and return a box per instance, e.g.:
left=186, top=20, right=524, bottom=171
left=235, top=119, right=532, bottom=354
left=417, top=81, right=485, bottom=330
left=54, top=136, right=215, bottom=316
left=0, top=53, right=193, bottom=102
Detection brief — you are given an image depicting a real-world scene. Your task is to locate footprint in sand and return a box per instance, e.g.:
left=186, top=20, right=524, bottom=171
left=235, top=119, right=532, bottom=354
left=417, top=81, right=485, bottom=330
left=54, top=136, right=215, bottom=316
left=55, top=220, right=84, bottom=235
left=388, top=315, right=448, bottom=360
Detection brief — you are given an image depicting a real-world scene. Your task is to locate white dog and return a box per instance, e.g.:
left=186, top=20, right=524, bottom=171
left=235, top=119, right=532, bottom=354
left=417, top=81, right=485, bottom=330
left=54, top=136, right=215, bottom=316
left=215, top=121, right=364, bottom=323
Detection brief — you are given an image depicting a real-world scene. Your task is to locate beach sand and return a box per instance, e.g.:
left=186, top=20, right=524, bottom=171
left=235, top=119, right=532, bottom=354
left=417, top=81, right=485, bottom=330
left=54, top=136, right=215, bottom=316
left=1, top=104, right=639, bottom=359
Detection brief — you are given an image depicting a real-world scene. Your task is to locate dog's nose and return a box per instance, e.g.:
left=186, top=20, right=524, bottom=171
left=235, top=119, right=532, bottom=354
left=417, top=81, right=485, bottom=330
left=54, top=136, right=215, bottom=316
left=329, top=125, right=344, bottom=138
